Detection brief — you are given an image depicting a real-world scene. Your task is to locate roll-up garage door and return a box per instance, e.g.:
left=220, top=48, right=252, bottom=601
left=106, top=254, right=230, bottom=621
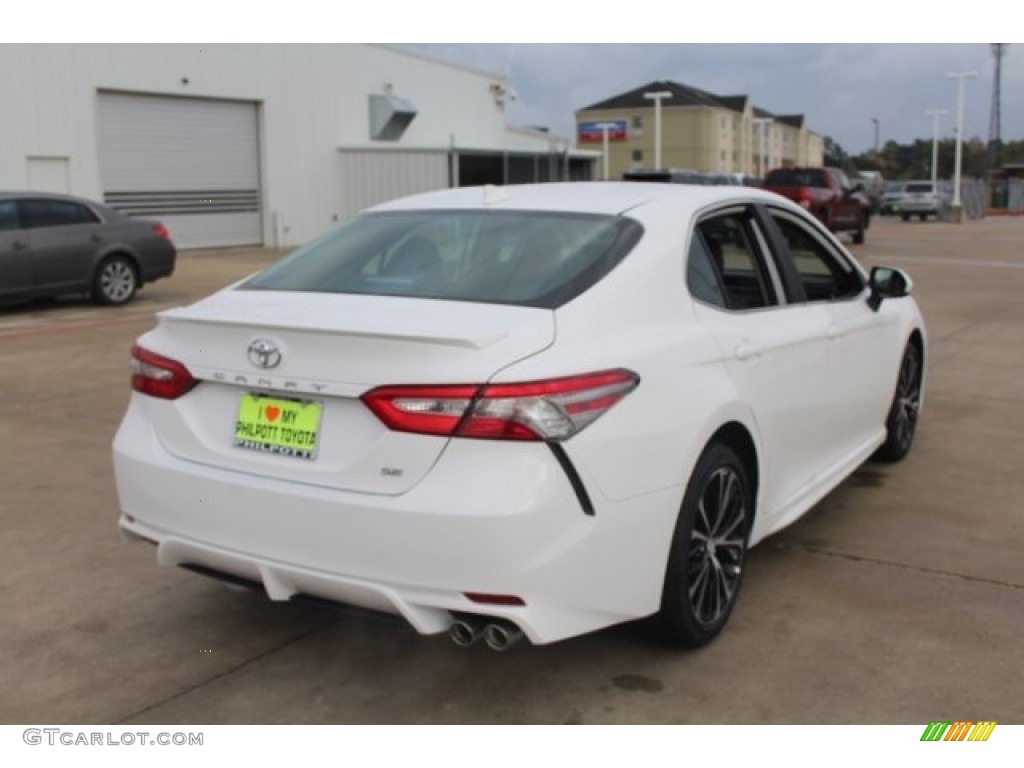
left=97, top=92, right=261, bottom=249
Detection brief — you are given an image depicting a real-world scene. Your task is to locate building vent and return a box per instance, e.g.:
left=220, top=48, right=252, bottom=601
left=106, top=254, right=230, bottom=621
left=369, top=93, right=418, bottom=141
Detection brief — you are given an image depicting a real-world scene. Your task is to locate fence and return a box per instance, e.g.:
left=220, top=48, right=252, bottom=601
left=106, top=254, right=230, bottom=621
left=939, top=178, right=1024, bottom=220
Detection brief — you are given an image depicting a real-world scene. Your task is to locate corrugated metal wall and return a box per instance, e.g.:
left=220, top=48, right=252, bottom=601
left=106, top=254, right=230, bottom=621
left=337, top=150, right=449, bottom=219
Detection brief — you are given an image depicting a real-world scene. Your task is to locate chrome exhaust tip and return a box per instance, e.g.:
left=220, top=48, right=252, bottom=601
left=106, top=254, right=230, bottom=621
left=483, top=620, right=524, bottom=652
left=449, top=616, right=486, bottom=648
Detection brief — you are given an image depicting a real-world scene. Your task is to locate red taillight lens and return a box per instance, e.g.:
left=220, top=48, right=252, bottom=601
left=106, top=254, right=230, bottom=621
left=130, top=345, right=196, bottom=400
left=152, top=224, right=170, bottom=240
left=359, top=384, right=478, bottom=437
left=361, top=369, right=639, bottom=442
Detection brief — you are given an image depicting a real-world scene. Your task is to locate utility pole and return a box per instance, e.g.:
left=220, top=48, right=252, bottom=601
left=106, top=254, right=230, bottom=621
left=592, top=123, right=618, bottom=180
left=948, top=70, right=978, bottom=220
left=644, top=90, right=672, bottom=170
left=871, top=118, right=880, bottom=153
left=989, top=44, right=1007, bottom=168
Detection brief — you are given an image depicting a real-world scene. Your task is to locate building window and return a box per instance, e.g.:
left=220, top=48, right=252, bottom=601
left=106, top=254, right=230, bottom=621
left=632, top=116, right=643, bottom=130
left=632, top=149, right=643, bottom=163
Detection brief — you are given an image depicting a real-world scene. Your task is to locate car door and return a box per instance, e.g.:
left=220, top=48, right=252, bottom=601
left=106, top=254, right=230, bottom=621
left=763, top=206, right=902, bottom=465
left=687, top=206, right=835, bottom=529
left=20, top=198, right=106, bottom=294
left=0, top=199, right=33, bottom=300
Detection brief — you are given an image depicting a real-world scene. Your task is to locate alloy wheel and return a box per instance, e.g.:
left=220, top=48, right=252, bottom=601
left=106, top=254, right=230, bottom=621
left=686, top=466, right=748, bottom=627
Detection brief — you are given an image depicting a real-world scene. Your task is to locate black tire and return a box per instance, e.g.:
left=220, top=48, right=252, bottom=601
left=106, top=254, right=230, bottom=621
left=901, top=213, right=910, bottom=222
left=92, top=255, right=139, bottom=305
left=918, top=213, right=927, bottom=222
left=657, top=443, right=752, bottom=648
left=873, top=343, right=923, bottom=463
left=852, top=211, right=866, bottom=244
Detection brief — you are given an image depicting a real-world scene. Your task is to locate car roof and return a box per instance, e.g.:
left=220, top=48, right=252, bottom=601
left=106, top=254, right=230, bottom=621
left=0, top=190, right=103, bottom=205
left=368, top=181, right=790, bottom=217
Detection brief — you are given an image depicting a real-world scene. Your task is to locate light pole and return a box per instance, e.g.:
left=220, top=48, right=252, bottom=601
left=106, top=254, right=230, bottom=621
left=948, top=71, right=978, bottom=215
left=871, top=118, right=880, bottom=153
left=592, top=122, right=619, bottom=180
left=643, top=90, right=672, bottom=170
left=751, top=117, right=773, bottom=177
left=925, top=109, right=948, bottom=187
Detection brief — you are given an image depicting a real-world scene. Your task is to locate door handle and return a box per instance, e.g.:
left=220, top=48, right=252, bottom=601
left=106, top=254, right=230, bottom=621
left=91, top=233, right=103, bottom=242
left=12, top=239, right=28, bottom=250
left=734, top=340, right=764, bottom=361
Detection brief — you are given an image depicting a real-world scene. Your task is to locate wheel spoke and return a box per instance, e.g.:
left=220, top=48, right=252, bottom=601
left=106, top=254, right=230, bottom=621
left=696, top=497, right=712, bottom=538
left=715, top=506, right=745, bottom=541
left=689, top=560, right=711, bottom=611
left=714, top=471, right=737, bottom=536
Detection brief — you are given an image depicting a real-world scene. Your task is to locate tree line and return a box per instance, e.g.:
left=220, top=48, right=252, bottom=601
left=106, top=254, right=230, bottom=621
left=824, top=137, right=1024, bottom=181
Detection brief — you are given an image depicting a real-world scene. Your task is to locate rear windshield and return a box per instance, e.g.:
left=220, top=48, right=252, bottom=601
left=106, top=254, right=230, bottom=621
left=765, top=169, right=827, bottom=188
left=242, top=210, right=643, bottom=309
left=904, top=183, right=934, bottom=194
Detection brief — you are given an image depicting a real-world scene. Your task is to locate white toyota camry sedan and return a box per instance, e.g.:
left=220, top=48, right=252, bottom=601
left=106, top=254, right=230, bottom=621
left=113, top=182, right=926, bottom=650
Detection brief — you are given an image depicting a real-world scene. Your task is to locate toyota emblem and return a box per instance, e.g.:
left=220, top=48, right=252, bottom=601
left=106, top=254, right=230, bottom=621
left=247, top=338, right=282, bottom=369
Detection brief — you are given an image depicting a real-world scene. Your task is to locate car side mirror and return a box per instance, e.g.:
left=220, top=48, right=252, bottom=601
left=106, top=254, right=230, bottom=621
left=867, top=266, right=913, bottom=312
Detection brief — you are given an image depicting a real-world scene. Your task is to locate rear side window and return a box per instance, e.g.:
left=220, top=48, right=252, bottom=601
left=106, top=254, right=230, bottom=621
left=243, top=211, right=643, bottom=309
left=0, top=201, right=20, bottom=231
left=20, top=199, right=99, bottom=228
left=904, top=183, right=934, bottom=194
left=692, top=212, right=778, bottom=311
left=686, top=236, right=727, bottom=308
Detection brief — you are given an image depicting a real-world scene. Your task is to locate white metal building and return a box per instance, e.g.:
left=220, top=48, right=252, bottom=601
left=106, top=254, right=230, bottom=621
left=0, top=44, right=592, bottom=249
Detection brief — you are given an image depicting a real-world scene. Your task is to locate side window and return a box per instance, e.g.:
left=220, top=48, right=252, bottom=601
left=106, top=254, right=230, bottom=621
left=771, top=213, right=864, bottom=302
left=695, top=212, right=777, bottom=311
left=0, top=201, right=21, bottom=231
left=21, top=200, right=97, bottom=228
left=686, top=236, right=727, bottom=308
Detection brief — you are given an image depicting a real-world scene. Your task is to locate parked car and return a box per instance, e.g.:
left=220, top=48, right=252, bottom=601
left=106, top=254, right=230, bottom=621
left=113, top=182, right=926, bottom=650
left=879, top=182, right=906, bottom=215
left=762, top=167, right=872, bottom=244
left=623, top=168, right=710, bottom=185
left=896, top=181, right=948, bottom=221
left=623, top=169, right=760, bottom=187
left=0, top=191, right=176, bottom=306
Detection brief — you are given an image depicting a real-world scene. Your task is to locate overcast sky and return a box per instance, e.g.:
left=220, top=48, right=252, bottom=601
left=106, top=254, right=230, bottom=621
left=404, top=44, right=1021, bottom=155
left=22, top=2, right=1019, bottom=157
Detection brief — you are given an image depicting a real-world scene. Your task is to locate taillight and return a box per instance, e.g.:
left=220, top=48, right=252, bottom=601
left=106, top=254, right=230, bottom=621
left=362, top=369, right=639, bottom=442
left=152, top=224, right=170, bottom=240
left=130, top=345, right=196, bottom=400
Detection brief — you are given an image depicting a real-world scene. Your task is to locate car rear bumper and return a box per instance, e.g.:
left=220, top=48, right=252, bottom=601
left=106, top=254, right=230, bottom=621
left=897, top=201, right=939, bottom=214
left=140, top=242, right=177, bottom=283
left=113, top=400, right=682, bottom=645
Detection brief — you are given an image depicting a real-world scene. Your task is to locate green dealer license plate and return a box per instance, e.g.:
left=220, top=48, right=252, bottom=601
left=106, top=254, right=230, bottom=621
left=234, top=394, right=322, bottom=460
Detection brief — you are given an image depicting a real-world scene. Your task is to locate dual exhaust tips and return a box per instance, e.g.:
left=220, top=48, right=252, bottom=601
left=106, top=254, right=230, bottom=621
left=450, top=615, right=524, bottom=651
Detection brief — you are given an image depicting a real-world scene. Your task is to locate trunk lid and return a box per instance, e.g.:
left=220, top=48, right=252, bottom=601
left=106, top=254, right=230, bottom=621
left=138, top=288, right=556, bottom=494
